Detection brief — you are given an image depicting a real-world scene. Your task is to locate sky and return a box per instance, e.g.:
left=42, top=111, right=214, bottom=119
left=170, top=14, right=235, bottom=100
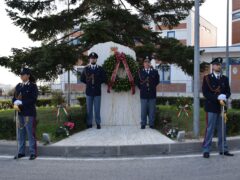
left=0, top=0, right=232, bottom=86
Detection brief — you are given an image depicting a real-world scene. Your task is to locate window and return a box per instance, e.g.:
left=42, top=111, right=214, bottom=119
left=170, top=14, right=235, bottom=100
left=156, top=64, right=171, bottom=83
left=211, top=57, right=240, bottom=76
left=69, top=38, right=80, bottom=45
left=72, top=39, right=80, bottom=45
left=233, top=12, right=240, bottom=20
left=167, top=31, right=175, bottom=38
left=229, top=57, right=240, bottom=64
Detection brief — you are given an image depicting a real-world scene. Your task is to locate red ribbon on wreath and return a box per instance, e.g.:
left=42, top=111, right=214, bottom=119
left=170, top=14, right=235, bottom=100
left=107, top=52, right=135, bottom=95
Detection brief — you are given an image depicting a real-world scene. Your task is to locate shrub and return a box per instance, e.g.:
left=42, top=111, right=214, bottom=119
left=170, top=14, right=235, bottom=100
left=231, top=99, right=240, bottom=109
left=38, top=85, right=51, bottom=95
left=0, top=99, right=53, bottom=110
left=36, top=99, right=52, bottom=107
left=156, top=97, right=204, bottom=107
left=77, top=96, right=86, bottom=106
left=0, top=100, right=12, bottom=110
left=51, top=91, right=65, bottom=106
left=227, top=111, right=240, bottom=136
left=0, top=116, right=16, bottom=140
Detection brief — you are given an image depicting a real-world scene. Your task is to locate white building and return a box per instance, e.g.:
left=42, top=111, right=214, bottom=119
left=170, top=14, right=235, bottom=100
left=56, top=11, right=219, bottom=96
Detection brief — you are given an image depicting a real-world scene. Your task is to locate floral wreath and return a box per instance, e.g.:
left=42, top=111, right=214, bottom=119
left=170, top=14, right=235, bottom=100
left=102, top=52, right=139, bottom=94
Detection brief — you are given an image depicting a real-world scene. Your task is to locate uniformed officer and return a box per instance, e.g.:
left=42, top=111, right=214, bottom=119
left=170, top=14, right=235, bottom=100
left=136, top=57, right=160, bottom=129
left=80, top=52, right=107, bottom=129
left=202, top=57, right=234, bottom=158
left=13, top=68, right=38, bottom=160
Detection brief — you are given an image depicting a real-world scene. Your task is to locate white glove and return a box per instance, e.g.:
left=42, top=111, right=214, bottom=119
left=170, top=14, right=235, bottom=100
left=218, top=94, right=226, bottom=101
left=14, top=100, right=22, bottom=105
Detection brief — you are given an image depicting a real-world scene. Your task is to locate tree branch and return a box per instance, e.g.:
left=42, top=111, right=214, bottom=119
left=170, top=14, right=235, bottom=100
left=118, top=0, right=127, bottom=9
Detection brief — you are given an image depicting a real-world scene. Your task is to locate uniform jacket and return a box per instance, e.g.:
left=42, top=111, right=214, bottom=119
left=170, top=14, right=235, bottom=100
left=202, top=73, right=231, bottom=113
left=80, top=65, right=107, bottom=96
left=12, top=82, right=38, bottom=117
left=136, top=68, right=160, bottom=99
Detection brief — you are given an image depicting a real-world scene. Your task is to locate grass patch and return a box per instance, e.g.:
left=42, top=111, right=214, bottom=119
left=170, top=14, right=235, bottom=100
left=156, top=105, right=240, bottom=138
left=0, top=106, right=87, bottom=142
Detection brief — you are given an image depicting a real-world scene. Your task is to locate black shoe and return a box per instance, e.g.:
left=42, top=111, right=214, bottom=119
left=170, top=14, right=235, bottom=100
left=29, top=154, right=37, bottom=160
left=97, top=124, right=101, bottom=129
left=219, top=151, right=234, bottom=156
left=141, top=125, right=145, bottom=129
left=203, top=152, right=210, bottom=158
left=149, top=126, right=154, bottom=129
left=14, top=154, right=25, bottom=159
left=87, top=125, right=92, bottom=129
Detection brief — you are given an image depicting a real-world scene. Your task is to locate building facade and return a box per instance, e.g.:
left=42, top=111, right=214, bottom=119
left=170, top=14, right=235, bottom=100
left=232, top=0, right=240, bottom=45
left=54, top=12, right=220, bottom=97
left=153, top=11, right=217, bottom=47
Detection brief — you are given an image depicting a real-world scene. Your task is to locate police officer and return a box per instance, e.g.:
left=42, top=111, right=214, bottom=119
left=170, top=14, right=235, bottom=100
left=136, top=57, right=160, bottom=129
left=81, top=52, right=107, bottom=129
left=202, top=57, right=234, bottom=158
left=13, top=68, right=38, bottom=160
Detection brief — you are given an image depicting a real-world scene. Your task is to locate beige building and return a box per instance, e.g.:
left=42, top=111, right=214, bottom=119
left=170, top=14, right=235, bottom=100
left=153, top=11, right=217, bottom=47
left=232, top=0, right=240, bottom=45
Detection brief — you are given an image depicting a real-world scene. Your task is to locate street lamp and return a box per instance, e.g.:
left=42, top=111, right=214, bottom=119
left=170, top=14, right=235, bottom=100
left=193, top=0, right=200, bottom=138
left=67, top=0, right=71, bottom=106
left=226, top=0, right=230, bottom=78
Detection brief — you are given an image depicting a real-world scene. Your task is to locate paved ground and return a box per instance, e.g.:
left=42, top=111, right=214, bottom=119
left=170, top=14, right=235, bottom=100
left=0, top=151, right=240, bottom=180
left=52, top=126, right=174, bottom=146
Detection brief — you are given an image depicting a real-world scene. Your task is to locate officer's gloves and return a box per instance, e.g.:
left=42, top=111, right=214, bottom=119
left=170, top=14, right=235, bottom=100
left=218, top=94, right=226, bottom=101
left=14, top=100, right=22, bottom=105
left=218, top=94, right=227, bottom=106
left=13, top=100, right=23, bottom=111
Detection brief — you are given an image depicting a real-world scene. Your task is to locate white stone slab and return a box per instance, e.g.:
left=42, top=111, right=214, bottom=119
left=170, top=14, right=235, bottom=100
left=52, top=126, right=175, bottom=146
left=89, top=42, right=140, bottom=126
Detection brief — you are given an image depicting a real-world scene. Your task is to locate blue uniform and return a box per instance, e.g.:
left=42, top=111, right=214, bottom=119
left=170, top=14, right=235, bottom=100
left=13, top=81, right=38, bottom=156
left=80, top=65, right=107, bottom=126
left=136, top=68, right=159, bottom=127
left=136, top=68, right=159, bottom=99
left=80, top=65, right=107, bottom=96
left=202, top=73, right=231, bottom=153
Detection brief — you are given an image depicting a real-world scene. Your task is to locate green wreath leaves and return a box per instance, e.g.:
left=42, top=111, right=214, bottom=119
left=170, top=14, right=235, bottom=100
left=102, top=54, right=138, bottom=92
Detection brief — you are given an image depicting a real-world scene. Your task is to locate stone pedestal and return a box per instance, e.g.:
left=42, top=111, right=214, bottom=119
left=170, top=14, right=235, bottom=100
left=89, top=42, right=140, bottom=126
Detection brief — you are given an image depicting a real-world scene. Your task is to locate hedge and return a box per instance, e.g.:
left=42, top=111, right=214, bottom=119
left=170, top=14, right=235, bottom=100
left=227, top=111, right=240, bottom=135
left=36, top=99, right=52, bottom=107
left=156, top=97, right=205, bottom=107
left=231, top=99, right=240, bottom=109
left=0, top=116, right=16, bottom=140
left=77, top=96, right=239, bottom=109
left=0, top=100, right=13, bottom=110
left=155, top=107, right=240, bottom=137
left=0, top=99, right=52, bottom=110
